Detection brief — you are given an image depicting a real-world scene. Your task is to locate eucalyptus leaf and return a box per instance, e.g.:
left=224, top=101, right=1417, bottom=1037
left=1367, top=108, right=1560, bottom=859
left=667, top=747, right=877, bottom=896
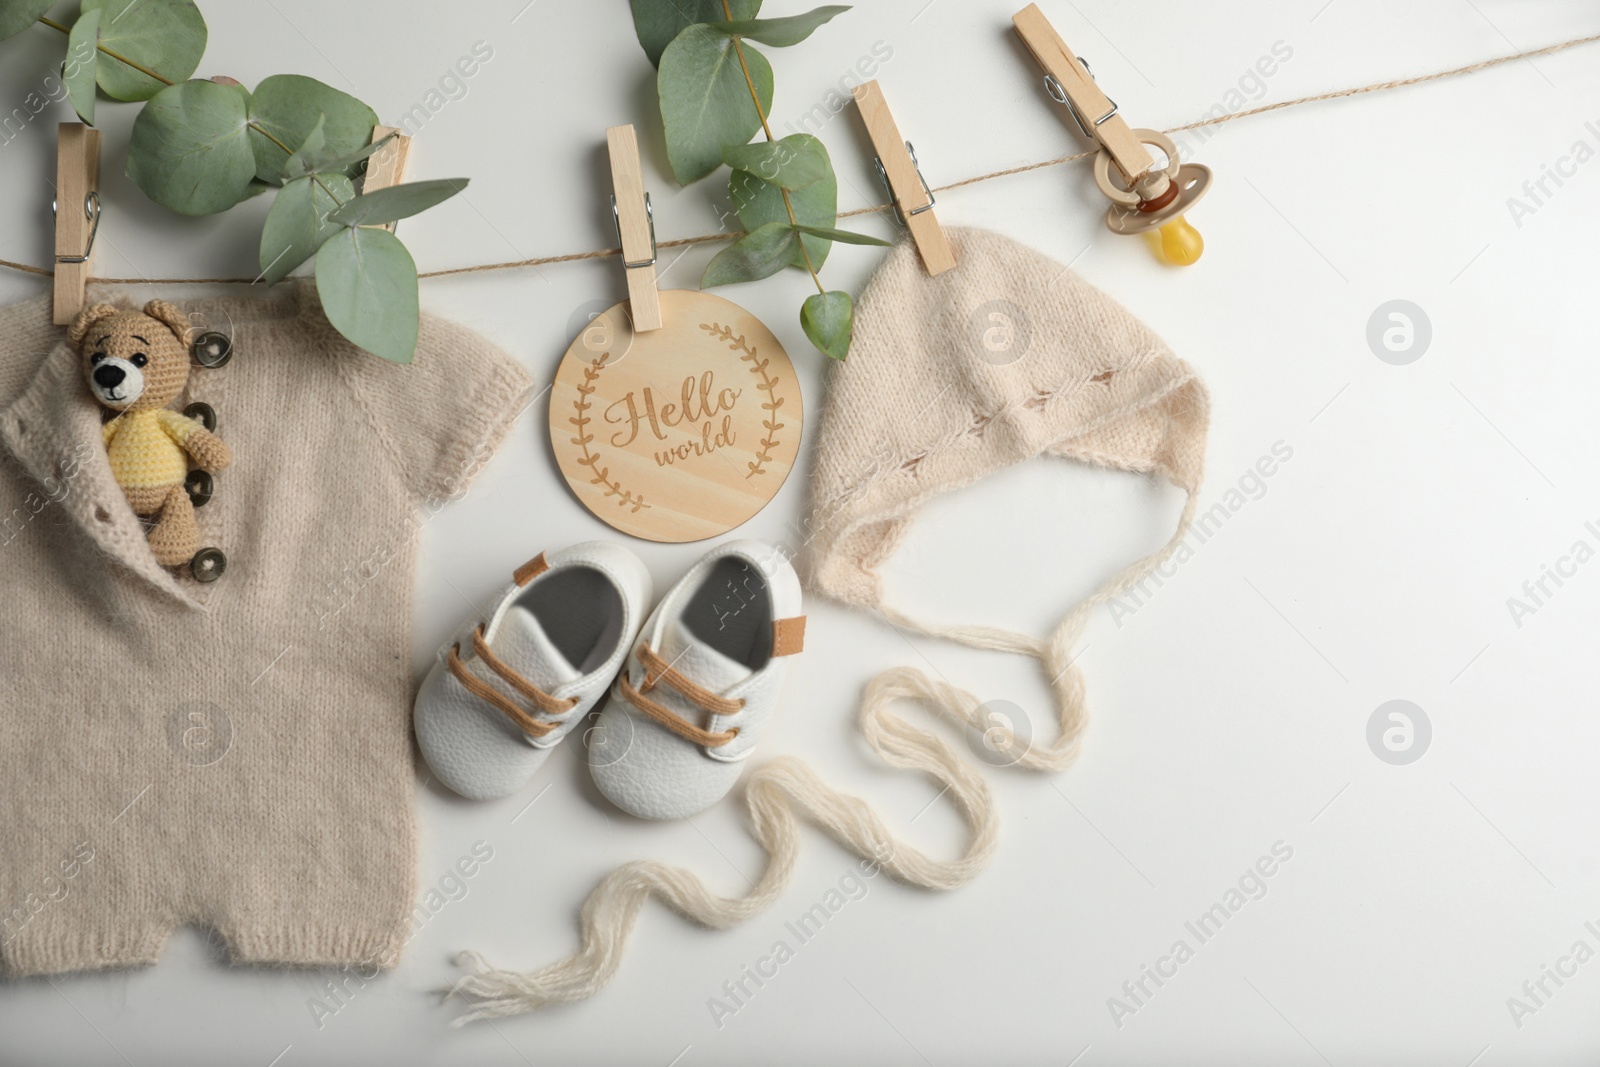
left=721, top=134, right=828, bottom=190
left=126, top=78, right=256, bottom=215
left=82, top=0, right=207, bottom=101
left=630, top=0, right=760, bottom=67
left=658, top=27, right=772, bottom=184
left=280, top=113, right=326, bottom=183
left=730, top=158, right=837, bottom=269
left=793, top=224, right=890, bottom=246
left=327, top=178, right=467, bottom=227
left=281, top=131, right=394, bottom=182
left=705, top=5, right=848, bottom=47
left=0, top=0, right=53, bottom=42
left=700, top=221, right=798, bottom=288
left=212, top=75, right=250, bottom=108
left=315, top=226, right=419, bottom=364
left=248, top=74, right=377, bottom=184
left=800, top=290, right=853, bottom=360
left=259, top=172, right=353, bottom=285
left=64, top=9, right=100, bottom=125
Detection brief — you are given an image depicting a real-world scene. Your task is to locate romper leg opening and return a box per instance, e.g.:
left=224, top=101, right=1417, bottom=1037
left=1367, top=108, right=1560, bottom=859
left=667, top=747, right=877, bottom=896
left=2, top=917, right=174, bottom=978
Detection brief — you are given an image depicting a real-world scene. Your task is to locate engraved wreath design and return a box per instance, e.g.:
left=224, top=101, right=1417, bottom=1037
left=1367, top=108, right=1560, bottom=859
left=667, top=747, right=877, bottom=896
left=569, top=352, right=651, bottom=513
left=700, top=322, right=785, bottom=480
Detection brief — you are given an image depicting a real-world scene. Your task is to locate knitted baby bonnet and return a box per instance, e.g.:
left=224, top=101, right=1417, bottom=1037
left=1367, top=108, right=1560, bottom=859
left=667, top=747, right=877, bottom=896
left=808, top=226, right=1208, bottom=653
left=812, top=227, right=1203, bottom=716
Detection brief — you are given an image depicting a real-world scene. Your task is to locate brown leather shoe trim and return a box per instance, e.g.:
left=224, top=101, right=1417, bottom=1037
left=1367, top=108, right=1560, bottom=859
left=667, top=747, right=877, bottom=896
left=513, top=552, right=550, bottom=587
left=771, top=616, right=806, bottom=657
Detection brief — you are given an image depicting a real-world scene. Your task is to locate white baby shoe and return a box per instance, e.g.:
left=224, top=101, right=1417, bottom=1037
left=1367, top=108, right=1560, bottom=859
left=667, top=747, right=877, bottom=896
left=588, top=540, right=805, bottom=820
left=414, top=542, right=651, bottom=800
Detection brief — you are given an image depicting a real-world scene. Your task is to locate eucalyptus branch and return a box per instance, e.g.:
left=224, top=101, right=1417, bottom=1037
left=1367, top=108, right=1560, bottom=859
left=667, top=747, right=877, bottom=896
left=1, top=1, right=462, bottom=364
left=720, top=0, right=825, bottom=295
left=246, top=122, right=346, bottom=207
left=41, top=12, right=344, bottom=209
left=38, top=15, right=174, bottom=86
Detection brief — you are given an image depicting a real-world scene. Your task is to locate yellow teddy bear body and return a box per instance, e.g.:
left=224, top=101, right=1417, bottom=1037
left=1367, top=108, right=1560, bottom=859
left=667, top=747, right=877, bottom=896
left=104, top=409, right=198, bottom=489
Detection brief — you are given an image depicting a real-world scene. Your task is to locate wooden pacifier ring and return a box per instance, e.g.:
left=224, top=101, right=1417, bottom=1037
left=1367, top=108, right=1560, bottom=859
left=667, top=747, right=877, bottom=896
left=1092, top=128, right=1182, bottom=208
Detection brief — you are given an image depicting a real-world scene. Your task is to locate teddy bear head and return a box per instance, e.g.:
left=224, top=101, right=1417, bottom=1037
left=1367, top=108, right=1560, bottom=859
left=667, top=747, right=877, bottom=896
left=69, top=300, right=193, bottom=414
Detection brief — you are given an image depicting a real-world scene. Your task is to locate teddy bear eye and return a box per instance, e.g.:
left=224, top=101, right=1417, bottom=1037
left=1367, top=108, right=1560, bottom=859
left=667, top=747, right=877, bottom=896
left=130, top=353, right=148, bottom=368
left=89, top=352, right=105, bottom=364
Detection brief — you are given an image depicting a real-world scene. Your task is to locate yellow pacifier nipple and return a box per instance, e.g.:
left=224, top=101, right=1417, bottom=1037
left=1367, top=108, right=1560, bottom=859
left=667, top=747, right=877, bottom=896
left=1157, top=215, right=1204, bottom=266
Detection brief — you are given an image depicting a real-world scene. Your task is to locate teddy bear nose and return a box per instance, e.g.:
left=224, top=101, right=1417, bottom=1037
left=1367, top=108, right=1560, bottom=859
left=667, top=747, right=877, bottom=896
left=92, top=364, right=126, bottom=388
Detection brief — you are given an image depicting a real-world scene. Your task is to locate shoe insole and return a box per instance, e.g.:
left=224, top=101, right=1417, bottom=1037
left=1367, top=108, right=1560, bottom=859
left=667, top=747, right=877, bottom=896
left=682, top=557, right=772, bottom=670
left=517, top=567, right=624, bottom=674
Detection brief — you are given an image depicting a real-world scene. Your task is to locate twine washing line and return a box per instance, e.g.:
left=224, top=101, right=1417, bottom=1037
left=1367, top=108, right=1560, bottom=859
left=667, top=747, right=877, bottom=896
left=2, top=28, right=1596, bottom=287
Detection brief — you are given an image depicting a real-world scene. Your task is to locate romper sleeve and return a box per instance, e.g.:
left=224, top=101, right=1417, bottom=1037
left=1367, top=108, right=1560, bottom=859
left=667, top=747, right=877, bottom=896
left=335, top=309, right=534, bottom=509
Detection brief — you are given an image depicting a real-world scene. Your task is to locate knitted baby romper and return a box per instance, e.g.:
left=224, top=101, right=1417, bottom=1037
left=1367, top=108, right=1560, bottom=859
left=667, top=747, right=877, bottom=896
left=0, top=282, right=531, bottom=975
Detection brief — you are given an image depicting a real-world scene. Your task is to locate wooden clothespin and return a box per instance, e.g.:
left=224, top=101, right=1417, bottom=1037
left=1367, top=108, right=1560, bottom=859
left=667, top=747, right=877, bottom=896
left=362, top=125, right=412, bottom=232
left=52, top=122, right=101, bottom=325
left=605, top=124, right=661, bottom=332
left=1012, top=3, right=1212, bottom=266
left=851, top=80, right=955, bottom=276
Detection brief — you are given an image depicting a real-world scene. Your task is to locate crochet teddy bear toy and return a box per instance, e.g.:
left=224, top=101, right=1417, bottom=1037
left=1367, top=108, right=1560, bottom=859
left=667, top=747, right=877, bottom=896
left=70, top=300, right=232, bottom=568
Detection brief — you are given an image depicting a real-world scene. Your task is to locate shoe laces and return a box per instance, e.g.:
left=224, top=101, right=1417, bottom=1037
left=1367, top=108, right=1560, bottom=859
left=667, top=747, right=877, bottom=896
left=617, top=642, right=745, bottom=749
left=446, top=624, right=578, bottom=739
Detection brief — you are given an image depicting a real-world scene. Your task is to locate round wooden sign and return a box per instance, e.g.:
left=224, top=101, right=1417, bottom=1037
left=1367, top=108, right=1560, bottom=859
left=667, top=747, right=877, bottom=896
left=550, top=289, right=803, bottom=543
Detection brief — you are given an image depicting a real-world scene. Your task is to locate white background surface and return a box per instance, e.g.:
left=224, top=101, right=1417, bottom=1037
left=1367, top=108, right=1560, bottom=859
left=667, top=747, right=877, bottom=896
left=3, top=0, right=1599, bottom=1063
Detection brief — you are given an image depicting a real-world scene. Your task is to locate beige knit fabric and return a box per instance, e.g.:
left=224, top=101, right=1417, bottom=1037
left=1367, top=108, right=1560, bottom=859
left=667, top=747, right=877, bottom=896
left=447, top=229, right=1210, bottom=1021
left=0, top=282, right=531, bottom=977
left=809, top=226, right=1208, bottom=617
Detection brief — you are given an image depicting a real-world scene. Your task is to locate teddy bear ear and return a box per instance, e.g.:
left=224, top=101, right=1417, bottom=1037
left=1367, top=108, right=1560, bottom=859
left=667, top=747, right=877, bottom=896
left=68, top=304, right=121, bottom=349
left=142, top=300, right=194, bottom=345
